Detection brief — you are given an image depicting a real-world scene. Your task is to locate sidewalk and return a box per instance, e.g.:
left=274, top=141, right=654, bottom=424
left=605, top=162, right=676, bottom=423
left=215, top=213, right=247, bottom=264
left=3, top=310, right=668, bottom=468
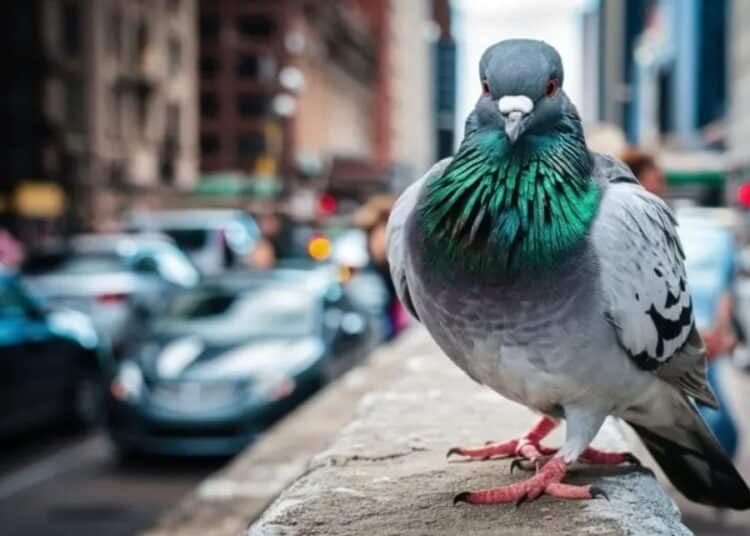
left=149, top=328, right=691, bottom=536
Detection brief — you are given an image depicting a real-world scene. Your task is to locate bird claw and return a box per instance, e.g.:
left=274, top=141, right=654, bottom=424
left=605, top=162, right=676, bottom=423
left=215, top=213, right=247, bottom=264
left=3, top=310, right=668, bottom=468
left=623, top=453, right=642, bottom=467
left=515, top=492, right=529, bottom=509
left=590, top=485, right=609, bottom=501
left=510, top=458, right=523, bottom=474
left=446, top=447, right=461, bottom=459
left=453, top=491, right=472, bottom=505
left=510, top=457, right=539, bottom=474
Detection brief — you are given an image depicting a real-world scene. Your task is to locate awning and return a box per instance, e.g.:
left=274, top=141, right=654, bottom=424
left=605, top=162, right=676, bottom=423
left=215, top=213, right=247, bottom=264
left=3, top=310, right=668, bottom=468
left=13, top=181, right=66, bottom=217
left=194, top=172, right=281, bottom=198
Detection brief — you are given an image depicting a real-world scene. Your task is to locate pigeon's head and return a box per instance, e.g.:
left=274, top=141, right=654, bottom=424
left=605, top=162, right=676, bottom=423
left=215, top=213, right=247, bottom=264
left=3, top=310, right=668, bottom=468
left=472, top=39, right=567, bottom=146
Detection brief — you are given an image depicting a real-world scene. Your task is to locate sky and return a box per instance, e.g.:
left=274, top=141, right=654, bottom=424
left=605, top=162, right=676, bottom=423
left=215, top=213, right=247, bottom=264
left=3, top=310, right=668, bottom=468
left=453, top=0, right=590, bottom=143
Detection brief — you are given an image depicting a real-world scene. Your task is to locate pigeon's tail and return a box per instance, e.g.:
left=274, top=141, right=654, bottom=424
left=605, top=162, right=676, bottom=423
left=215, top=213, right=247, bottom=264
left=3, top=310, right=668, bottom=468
left=627, top=393, right=750, bottom=510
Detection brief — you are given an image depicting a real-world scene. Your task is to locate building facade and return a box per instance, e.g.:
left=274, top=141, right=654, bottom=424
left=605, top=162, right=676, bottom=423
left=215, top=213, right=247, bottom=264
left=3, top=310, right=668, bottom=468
left=728, top=0, right=750, bottom=172
left=88, top=0, right=199, bottom=228
left=581, top=0, right=727, bottom=150
left=0, top=0, right=198, bottom=241
left=197, top=0, right=449, bottom=201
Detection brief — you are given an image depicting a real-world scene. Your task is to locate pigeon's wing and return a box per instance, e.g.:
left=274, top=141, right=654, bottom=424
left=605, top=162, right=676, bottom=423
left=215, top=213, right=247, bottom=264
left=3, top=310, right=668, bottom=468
left=386, top=158, right=452, bottom=321
left=590, top=154, right=718, bottom=408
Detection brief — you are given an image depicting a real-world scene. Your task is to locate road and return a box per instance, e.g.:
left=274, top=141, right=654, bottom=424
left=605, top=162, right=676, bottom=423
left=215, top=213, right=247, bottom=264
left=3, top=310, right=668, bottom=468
left=0, top=428, right=225, bottom=536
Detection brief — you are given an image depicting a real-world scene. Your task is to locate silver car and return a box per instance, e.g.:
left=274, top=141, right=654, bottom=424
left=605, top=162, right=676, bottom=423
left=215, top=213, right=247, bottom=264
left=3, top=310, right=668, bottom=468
left=127, top=209, right=261, bottom=275
left=22, top=234, right=200, bottom=353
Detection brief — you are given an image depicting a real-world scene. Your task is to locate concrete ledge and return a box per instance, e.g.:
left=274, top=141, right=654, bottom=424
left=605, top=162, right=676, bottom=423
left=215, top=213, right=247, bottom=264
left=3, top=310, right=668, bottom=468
left=144, top=329, right=432, bottom=536
left=150, top=329, right=692, bottom=535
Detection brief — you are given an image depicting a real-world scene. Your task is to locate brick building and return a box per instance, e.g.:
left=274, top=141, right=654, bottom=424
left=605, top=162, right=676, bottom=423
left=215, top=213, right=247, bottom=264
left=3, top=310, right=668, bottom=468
left=198, top=0, right=450, bottom=200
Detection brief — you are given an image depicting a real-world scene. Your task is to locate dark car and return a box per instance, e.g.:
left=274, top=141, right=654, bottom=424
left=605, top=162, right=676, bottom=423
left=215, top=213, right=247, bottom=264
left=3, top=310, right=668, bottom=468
left=106, top=267, right=375, bottom=457
left=0, top=270, right=110, bottom=436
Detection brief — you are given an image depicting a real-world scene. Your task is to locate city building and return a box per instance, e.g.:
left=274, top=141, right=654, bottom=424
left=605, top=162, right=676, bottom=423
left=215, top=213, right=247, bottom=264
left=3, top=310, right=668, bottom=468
left=433, top=0, right=456, bottom=161
left=89, top=0, right=199, bottom=228
left=197, top=0, right=451, bottom=203
left=0, top=0, right=198, bottom=241
left=581, top=0, right=727, bottom=150
left=728, top=0, right=750, bottom=176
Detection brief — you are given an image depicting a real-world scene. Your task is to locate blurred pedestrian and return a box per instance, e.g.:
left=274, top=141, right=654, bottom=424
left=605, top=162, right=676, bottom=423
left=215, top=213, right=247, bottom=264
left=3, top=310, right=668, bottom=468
left=354, top=194, right=408, bottom=339
left=247, top=211, right=285, bottom=270
left=0, top=228, right=24, bottom=269
left=681, top=220, right=740, bottom=459
left=620, top=147, right=668, bottom=198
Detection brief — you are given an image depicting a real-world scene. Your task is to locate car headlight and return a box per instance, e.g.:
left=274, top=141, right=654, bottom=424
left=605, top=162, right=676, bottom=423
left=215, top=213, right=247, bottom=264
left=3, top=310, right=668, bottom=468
left=110, top=361, right=144, bottom=401
left=253, top=374, right=296, bottom=402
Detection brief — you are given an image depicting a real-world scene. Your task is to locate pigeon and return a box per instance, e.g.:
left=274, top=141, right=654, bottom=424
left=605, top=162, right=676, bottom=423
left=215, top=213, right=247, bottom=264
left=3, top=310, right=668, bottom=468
left=386, top=39, right=750, bottom=508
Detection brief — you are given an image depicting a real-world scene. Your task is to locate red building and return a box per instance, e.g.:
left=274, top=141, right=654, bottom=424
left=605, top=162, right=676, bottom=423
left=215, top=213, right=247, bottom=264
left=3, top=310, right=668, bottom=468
left=198, top=0, right=451, bottom=200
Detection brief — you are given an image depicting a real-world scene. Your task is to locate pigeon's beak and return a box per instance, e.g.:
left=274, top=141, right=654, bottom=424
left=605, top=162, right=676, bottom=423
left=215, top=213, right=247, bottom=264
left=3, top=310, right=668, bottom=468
left=498, top=95, right=534, bottom=146
left=504, top=111, right=526, bottom=145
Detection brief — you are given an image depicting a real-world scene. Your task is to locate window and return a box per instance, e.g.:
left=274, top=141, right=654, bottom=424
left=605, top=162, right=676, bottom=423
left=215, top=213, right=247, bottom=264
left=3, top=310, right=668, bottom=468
left=109, top=9, right=122, bottom=58
left=236, top=93, right=269, bottom=117
left=236, top=15, right=276, bottom=39
left=201, top=134, right=219, bottom=155
left=166, top=104, right=181, bottom=138
left=236, top=132, right=265, bottom=158
left=201, top=92, right=219, bottom=118
left=62, top=2, right=81, bottom=55
left=136, top=21, right=149, bottom=66
left=200, top=12, right=220, bottom=40
left=200, top=56, right=219, bottom=78
left=136, top=87, right=151, bottom=135
left=168, top=37, right=181, bottom=76
left=236, top=55, right=259, bottom=78
left=65, top=77, right=85, bottom=131
left=109, top=88, right=122, bottom=136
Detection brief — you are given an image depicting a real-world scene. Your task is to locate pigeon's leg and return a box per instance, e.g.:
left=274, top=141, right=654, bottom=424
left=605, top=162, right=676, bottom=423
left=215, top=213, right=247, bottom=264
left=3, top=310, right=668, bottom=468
left=578, top=447, right=641, bottom=466
left=453, top=457, right=607, bottom=505
left=454, top=410, right=608, bottom=506
left=446, top=416, right=558, bottom=461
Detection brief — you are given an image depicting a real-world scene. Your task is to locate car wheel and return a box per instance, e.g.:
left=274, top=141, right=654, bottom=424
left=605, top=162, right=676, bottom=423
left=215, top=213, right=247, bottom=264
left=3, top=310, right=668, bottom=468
left=66, top=369, right=103, bottom=430
left=112, top=443, right=142, bottom=465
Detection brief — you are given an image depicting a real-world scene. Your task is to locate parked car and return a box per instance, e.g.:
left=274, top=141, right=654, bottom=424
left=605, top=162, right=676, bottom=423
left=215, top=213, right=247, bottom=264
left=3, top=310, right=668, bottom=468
left=106, top=267, right=375, bottom=456
left=22, top=234, right=200, bottom=352
left=0, top=270, right=110, bottom=435
left=127, top=209, right=261, bottom=275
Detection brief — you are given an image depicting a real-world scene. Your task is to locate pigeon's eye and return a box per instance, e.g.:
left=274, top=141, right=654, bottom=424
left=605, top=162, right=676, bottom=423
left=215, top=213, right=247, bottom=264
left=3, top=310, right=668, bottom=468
left=481, top=80, right=491, bottom=96
left=545, top=78, right=559, bottom=98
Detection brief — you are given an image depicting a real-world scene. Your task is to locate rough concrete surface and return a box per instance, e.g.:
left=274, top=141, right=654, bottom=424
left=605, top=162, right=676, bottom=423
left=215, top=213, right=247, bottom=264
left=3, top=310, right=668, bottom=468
left=143, top=329, right=432, bottom=536
left=248, top=329, right=692, bottom=536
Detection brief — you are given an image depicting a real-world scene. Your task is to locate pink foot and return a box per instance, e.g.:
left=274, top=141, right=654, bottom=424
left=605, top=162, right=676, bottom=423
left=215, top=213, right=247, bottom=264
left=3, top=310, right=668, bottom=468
left=579, top=447, right=641, bottom=466
left=446, top=416, right=558, bottom=463
left=453, top=458, right=608, bottom=506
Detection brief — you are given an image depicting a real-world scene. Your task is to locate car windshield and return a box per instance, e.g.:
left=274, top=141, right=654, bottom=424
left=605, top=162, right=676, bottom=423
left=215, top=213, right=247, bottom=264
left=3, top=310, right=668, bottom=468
left=162, top=229, right=208, bottom=251
left=22, top=252, right=125, bottom=275
left=131, top=244, right=200, bottom=287
left=157, top=286, right=318, bottom=343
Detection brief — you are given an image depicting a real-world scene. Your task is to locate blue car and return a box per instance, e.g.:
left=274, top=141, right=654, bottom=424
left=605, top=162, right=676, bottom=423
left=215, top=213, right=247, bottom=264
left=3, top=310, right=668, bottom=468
left=0, top=270, right=110, bottom=435
left=106, top=268, right=376, bottom=457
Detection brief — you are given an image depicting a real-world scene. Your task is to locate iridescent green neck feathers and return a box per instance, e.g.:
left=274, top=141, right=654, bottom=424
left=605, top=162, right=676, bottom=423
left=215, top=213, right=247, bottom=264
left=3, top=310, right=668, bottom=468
left=420, top=118, right=599, bottom=275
